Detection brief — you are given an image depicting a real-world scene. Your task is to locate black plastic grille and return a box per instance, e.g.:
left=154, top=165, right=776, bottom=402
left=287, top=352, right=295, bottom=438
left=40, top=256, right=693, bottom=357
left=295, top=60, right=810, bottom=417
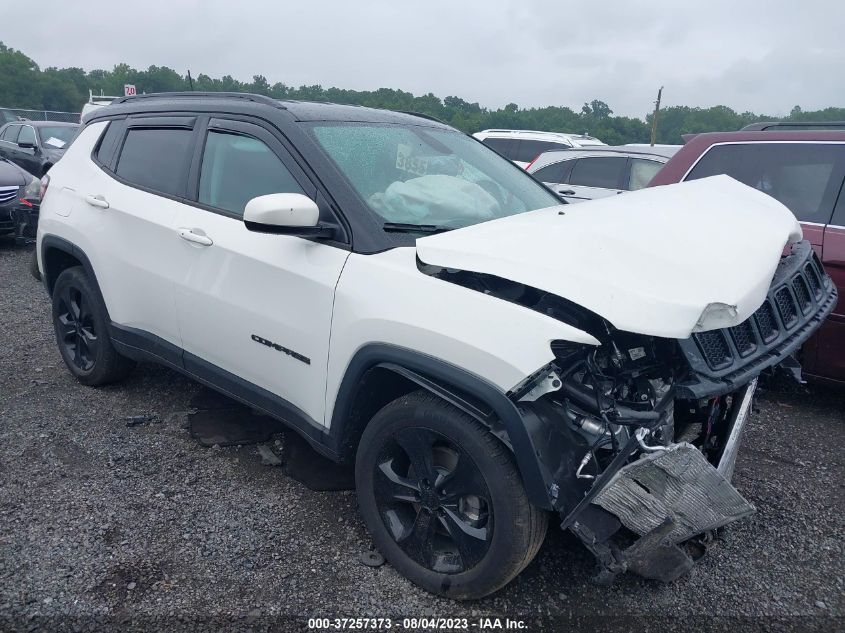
left=775, top=287, right=798, bottom=327
left=803, top=263, right=822, bottom=299
left=755, top=301, right=779, bottom=342
left=793, top=276, right=812, bottom=314
left=729, top=320, right=756, bottom=357
left=694, top=331, right=732, bottom=369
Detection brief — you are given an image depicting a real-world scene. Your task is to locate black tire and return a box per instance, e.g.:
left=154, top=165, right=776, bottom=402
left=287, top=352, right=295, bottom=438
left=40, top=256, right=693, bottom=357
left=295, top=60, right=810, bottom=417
left=29, top=249, right=41, bottom=281
left=51, top=266, right=135, bottom=386
left=355, top=391, right=547, bottom=599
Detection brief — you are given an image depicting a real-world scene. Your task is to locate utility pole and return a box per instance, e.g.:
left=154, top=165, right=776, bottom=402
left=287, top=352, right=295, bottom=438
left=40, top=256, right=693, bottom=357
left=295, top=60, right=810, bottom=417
left=650, top=86, right=663, bottom=146
left=187, top=70, right=194, bottom=91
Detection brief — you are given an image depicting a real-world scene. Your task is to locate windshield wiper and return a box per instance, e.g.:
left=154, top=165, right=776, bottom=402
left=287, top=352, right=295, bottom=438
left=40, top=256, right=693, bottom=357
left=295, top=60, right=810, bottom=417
left=382, top=222, right=452, bottom=234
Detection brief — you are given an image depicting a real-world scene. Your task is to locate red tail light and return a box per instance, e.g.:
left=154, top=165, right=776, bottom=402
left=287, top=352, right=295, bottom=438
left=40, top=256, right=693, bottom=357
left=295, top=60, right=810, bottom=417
left=39, top=174, right=50, bottom=200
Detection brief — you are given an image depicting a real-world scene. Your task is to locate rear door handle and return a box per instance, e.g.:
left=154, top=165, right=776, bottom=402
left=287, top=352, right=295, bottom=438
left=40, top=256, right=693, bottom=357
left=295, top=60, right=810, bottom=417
left=84, top=194, right=109, bottom=209
left=557, top=189, right=576, bottom=195
left=178, top=228, right=213, bottom=246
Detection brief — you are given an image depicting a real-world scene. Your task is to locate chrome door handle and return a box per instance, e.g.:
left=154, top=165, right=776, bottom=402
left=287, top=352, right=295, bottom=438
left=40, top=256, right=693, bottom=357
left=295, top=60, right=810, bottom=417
left=84, top=194, right=109, bottom=209
left=178, top=228, right=213, bottom=246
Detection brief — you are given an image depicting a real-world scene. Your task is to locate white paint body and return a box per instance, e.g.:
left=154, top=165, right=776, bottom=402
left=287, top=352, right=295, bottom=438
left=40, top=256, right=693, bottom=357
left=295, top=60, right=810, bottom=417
left=38, top=125, right=800, bottom=433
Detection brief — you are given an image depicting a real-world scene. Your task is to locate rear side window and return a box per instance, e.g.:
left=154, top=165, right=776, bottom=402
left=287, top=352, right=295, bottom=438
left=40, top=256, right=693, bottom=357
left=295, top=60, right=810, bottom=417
left=115, top=127, right=193, bottom=197
left=198, top=130, right=304, bottom=216
left=686, top=143, right=845, bottom=223
left=569, top=156, right=627, bottom=189
left=482, top=137, right=514, bottom=159
left=629, top=158, right=664, bottom=190
left=514, top=140, right=565, bottom=164
left=833, top=180, right=845, bottom=226
left=532, top=160, right=575, bottom=184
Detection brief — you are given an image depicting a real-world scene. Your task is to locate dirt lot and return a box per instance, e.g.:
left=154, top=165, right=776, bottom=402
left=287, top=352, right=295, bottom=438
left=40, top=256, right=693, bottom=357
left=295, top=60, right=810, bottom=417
left=1, top=243, right=843, bottom=630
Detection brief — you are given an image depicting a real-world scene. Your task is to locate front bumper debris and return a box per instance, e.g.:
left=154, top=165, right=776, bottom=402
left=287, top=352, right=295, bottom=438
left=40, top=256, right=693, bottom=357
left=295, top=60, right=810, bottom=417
left=568, top=379, right=757, bottom=583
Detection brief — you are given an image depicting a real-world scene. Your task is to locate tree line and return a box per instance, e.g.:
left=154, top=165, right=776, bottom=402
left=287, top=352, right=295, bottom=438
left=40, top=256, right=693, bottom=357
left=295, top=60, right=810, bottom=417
left=2, top=42, right=843, bottom=145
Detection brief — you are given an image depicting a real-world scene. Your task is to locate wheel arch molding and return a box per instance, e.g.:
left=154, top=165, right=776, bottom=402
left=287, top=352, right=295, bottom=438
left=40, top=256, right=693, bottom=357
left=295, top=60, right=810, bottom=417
left=40, top=235, right=105, bottom=301
left=329, top=343, right=555, bottom=509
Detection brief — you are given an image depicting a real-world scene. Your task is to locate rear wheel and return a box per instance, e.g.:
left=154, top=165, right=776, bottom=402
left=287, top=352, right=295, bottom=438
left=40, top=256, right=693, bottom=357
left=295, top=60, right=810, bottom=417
left=51, top=267, right=135, bottom=385
left=355, top=391, right=547, bottom=599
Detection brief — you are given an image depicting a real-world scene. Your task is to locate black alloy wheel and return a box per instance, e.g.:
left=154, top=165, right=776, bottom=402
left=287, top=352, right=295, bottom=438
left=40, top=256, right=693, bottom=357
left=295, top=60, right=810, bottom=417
left=55, top=283, right=98, bottom=372
left=51, top=266, right=135, bottom=385
left=356, top=391, right=547, bottom=599
left=373, top=426, right=492, bottom=574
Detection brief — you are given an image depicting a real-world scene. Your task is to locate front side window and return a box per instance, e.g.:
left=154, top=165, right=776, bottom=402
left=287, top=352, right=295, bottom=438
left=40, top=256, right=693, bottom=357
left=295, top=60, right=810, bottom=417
left=1, top=125, right=19, bottom=142
left=569, top=156, right=627, bottom=189
left=686, top=143, right=845, bottom=223
left=629, top=158, right=664, bottom=190
left=17, top=126, right=36, bottom=146
left=115, top=127, right=193, bottom=197
left=198, top=131, right=305, bottom=216
left=309, top=123, right=560, bottom=230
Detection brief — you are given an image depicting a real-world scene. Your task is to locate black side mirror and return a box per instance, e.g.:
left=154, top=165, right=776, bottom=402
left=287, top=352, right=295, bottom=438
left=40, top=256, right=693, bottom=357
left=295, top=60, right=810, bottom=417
left=17, top=141, right=36, bottom=150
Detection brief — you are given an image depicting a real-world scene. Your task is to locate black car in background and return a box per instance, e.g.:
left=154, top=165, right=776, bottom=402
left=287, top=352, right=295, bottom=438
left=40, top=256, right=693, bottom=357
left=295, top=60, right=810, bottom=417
left=0, top=159, right=40, bottom=243
left=0, top=121, right=78, bottom=176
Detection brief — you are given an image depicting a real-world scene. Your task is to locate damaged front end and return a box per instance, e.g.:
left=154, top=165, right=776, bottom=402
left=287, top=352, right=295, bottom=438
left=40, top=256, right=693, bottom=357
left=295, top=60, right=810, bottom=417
left=424, top=239, right=837, bottom=583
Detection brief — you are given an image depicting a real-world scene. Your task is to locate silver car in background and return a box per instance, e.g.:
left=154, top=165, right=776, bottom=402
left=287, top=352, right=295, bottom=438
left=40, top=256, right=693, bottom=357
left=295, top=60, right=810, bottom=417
left=527, top=144, right=680, bottom=203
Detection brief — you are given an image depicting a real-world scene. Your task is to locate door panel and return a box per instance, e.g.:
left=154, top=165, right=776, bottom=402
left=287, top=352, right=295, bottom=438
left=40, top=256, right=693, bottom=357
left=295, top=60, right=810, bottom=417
left=817, top=224, right=845, bottom=382
left=173, top=119, right=349, bottom=425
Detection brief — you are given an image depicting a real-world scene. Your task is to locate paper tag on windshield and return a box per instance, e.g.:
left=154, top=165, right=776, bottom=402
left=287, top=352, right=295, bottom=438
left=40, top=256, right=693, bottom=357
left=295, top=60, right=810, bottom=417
left=396, top=143, right=428, bottom=176
left=44, top=137, right=66, bottom=149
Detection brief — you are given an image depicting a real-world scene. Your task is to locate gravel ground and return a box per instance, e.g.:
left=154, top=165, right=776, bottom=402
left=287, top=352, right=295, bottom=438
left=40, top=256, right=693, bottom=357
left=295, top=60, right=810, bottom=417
left=1, top=243, right=843, bottom=630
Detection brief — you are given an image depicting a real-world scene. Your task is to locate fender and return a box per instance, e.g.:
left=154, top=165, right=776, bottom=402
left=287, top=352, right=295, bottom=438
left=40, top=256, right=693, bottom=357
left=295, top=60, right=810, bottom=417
left=328, top=343, right=555, bottom=509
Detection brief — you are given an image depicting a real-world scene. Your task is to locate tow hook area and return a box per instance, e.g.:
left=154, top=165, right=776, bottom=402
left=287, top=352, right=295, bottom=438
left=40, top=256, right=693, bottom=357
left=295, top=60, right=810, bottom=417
left=569, top=443, right=754, bottom=584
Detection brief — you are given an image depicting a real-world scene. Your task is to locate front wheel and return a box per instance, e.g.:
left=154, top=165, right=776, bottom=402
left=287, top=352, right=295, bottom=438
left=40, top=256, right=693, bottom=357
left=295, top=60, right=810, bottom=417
left=355, top=391, right=547, bottom=599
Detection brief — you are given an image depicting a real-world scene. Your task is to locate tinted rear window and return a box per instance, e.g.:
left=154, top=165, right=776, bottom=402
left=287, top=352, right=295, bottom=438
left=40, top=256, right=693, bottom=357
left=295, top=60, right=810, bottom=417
left=514, top=140, right=566, bottom=164
left=115, top=128, right=193, bottom=197
left=1, top=125, right=19, bottom=142
left=569, top=156, right=627, bottom=189
left=481, top=137, right=514, bottom=159
left=687, top=143, right=845, bottom=223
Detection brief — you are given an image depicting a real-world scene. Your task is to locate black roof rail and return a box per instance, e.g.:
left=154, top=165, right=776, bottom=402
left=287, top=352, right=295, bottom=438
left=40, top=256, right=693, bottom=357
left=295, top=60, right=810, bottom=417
left=397, top=110, right=450, bottom=125
left=741, top=120, right=845, bottom=131
left=111, top=92, right=285, bottom=108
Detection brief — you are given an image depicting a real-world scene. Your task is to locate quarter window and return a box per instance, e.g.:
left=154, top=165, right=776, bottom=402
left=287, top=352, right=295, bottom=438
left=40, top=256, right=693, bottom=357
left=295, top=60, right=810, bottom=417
left=686, top=143, right=845, bottom=223
left=198, top=130, right=304, bottom=216
left=17, top=125, right=36, bottom=146
left=629, top=159, right=664, bottom=190
left=569, top=157, right=627, bottom=189
left=115, top=127, right=193, bottom=197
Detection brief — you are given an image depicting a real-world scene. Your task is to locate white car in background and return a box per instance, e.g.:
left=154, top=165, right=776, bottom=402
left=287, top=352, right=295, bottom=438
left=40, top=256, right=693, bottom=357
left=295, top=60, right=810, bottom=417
left=473, top=129, right=606, bottom=168
left=80, top=90, right=121, bottom=122
left=528, top=144, right=680, bottom=203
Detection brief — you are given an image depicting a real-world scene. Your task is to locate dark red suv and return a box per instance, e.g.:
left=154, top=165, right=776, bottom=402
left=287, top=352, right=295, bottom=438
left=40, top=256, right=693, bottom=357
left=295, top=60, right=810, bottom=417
left=650, top=131, right=845, bottom=385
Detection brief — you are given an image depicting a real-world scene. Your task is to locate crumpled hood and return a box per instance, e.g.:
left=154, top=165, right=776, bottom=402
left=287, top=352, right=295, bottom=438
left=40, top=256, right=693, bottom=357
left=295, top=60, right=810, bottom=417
left=416, top=176, right=803, bottom=339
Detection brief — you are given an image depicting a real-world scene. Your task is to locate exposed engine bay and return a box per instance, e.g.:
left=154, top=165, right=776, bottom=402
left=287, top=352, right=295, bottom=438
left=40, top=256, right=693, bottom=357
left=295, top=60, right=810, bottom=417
left=419, top=238, right=837, bottom=583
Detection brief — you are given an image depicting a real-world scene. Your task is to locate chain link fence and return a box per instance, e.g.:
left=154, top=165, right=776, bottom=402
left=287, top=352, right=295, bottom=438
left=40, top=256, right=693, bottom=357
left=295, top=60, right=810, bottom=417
left=1, top=107, right=81, bottom=124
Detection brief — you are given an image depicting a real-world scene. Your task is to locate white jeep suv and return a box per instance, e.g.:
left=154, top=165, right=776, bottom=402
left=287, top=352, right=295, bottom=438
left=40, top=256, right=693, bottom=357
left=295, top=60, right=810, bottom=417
left=473, top=129, right=606, bottom=168
left=36, top=93, right=837, bottom=599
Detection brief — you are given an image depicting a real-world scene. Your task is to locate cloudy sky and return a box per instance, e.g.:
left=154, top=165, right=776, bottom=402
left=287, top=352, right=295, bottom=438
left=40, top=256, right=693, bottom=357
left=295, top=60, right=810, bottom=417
left=8, top=0, right=844, bottom=118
